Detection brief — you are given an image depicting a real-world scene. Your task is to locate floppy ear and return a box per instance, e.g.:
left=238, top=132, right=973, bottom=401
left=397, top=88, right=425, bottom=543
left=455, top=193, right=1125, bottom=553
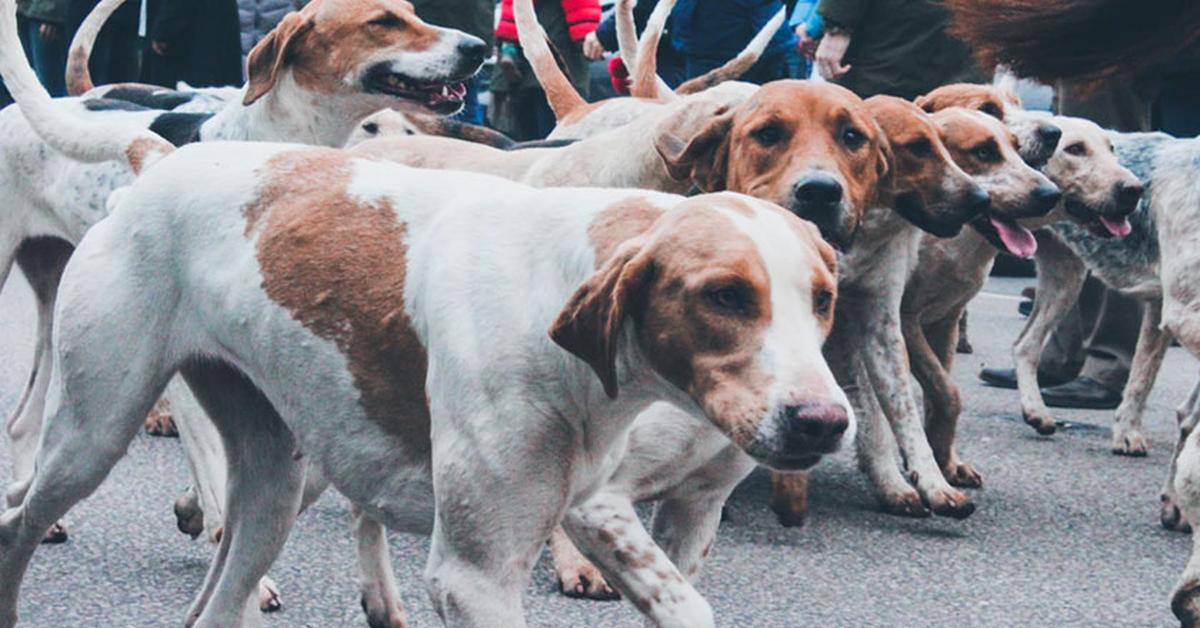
left=653, top=101, right=735, bottom=193
left=549, top=241, right=654, bottom=399
left=244, top=12, right=314, bottom=106
left=873, top=122, right=893, bottom=184
left=913, top=93, right=936, bottom=113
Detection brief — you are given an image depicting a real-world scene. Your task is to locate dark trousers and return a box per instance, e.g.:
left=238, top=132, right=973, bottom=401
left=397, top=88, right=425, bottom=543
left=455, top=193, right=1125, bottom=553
left=17, top=15, right=68, bottom=97
left=684, top=50, right=788, bottom=85
left=488, top=87, right=557, bottom=141
left=67, top=0, right=141, bottom=87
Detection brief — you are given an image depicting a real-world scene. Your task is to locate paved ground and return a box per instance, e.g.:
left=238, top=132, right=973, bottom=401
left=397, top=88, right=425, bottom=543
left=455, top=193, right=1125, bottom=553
left=0, top=270, right=1192, bottom=627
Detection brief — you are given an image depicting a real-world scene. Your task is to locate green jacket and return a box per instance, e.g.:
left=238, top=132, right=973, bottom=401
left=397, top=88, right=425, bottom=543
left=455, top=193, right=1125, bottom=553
left=817, top=0, right=986, bottom=100
left=411, top=0, right=495, bottom=47
left=17, top=0, right=67, bottom=24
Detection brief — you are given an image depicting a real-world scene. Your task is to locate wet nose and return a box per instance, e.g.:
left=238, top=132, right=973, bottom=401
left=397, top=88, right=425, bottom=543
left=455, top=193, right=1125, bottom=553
left=1033, top=183, right=1062, bottom=212
left=457, top=36, right=488, bottom=64
left=966, top=186, right=990, bottom=213
left=784, top=403, right=849, bottom=451
left=1117, top=180, right=1144, bottom=210
left=793, top=173, right=844, bottom=208
left=1037, top=124, right=1062, bottom=150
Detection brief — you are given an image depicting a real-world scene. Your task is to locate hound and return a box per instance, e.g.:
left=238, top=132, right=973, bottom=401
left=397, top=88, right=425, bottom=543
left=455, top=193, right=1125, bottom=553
left=900, top=113, right=1142, bottom=488
left=0, top=43, right=856, bottom=628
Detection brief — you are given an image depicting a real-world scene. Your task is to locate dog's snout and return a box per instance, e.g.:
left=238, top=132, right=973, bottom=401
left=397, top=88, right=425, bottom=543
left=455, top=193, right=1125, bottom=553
left=1033, top=184, right=1062, bottom=212
left=1117, top=180, right=1144, bottom=211
left=793, top=174, right=844, bottom=208
left=966, top=186, right=990, bottom=213
left=457, top=36, right=489, bottom=63
left=784, top=403, right=849, bottom=450
left=1037, top=124, right=1062, bottom=150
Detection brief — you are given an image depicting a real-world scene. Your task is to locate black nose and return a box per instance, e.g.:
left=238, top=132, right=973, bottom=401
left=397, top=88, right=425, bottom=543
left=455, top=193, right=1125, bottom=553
left=457, top=36, right=488, bottom=62
left=1033, top=183, right=1061, bottom=212
left=1117, top=180, right=1144, bottom=210
left=793, top=173, right=844, bottom=207
left=966, top=186, right=990, bottom=212
left=1037, top=124, right=1062, bottom=150
left=784, top=403, right=849, bottom=452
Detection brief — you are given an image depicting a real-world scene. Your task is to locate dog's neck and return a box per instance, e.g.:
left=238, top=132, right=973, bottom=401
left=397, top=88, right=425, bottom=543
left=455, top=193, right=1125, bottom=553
left=200, top=74, right=376, bottom=147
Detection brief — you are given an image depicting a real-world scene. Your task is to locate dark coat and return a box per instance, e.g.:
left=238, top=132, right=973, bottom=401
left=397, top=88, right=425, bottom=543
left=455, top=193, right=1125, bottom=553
left=141, top=0, right=243, bottom=89
left=670, top=0, right=794, bottom=61
left=412, top=0, right=495, bottom=47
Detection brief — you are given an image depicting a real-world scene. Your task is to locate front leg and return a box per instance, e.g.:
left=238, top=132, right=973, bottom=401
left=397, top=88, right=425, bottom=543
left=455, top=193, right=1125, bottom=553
left=562, top=492, right=714, bottom=628
left=1163, top=376, right=1200, bottom=532
left=548, top=526, right=620, bottom=600
left=650, top=495, right=726, bottom=582
left=904, top=312, right=979, bottom=488
left=1015, top=232, right=1087, bottom=435
left=1111, top=298, right=1170, bottom=456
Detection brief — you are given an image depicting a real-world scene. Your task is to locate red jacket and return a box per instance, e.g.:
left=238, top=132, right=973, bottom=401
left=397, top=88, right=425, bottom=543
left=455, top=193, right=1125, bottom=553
left=496, top=0, right=601, bottom=44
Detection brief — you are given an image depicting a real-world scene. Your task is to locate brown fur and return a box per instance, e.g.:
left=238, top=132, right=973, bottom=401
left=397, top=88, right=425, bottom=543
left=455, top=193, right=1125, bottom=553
left=246, top=149, right=430, bottom=457
left=915, top=83, right=1020, bottom=120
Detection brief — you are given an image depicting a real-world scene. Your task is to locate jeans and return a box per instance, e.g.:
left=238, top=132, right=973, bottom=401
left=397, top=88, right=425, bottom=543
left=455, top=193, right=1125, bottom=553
left=17, top=15, right=68, bottom=97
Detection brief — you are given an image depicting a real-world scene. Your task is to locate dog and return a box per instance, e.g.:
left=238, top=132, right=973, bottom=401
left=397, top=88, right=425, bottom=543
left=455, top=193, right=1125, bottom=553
left=900, top=113, right=1142, bottom=488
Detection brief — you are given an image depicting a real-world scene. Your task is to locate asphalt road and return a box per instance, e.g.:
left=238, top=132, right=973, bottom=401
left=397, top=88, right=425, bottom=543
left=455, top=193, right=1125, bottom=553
left=0, top=271, right=1192, bottom=627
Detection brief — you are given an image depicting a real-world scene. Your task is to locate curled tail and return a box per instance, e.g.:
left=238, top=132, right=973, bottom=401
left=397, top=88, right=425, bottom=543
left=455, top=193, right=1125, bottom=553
left=628, top=0, right=678, bottom=100
left=65, top=0, right=129, bottom=96
left=675, top=7, right=785, bottom=95
left=513, top=0, right=587, bottom=120
left=0, top=0, right=172, bottom=174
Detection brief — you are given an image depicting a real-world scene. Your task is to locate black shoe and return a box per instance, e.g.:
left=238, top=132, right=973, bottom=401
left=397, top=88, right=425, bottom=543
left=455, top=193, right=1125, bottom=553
left=979, top=367, right=1072, bottom=389
left=1018, top=299, right=1032, bottom=317
left=1040, top=376, right=1121, bottom=410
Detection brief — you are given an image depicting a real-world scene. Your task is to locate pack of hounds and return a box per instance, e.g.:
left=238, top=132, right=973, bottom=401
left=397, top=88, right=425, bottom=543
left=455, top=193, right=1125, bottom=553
left=0, top=0, right=1197, bottom=625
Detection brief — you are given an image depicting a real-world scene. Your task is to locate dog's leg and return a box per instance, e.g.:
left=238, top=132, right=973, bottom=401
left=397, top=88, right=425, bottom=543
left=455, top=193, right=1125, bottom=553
left=1164, top=376, right=1200, bottom=532
left=549, top=525, right=620, bottom=600
left=767, top=471, right=811, bottom=527
left=1172, top=423, right=1200, bottom=625
left=1111, top=298, right=1170, bottom=456
left=180, top=362, right=305, bottom=628
left=4, top=238, right=72, bottom=544
left=562, top=492, right=715, bottom=628
left=955, top=311, right=973, bottom=354
left=906, top=312, right=980, bottom=488
left=167, top=378, right=227, bottom=541
left=1015, top=232, right=1087, bottom=435
left=651, top=493, right=728, bottom=583
left=352, top=503, right=408, bottom=628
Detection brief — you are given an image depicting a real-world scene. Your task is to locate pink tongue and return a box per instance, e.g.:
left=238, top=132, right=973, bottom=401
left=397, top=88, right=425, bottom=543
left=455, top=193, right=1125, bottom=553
left=1100, top=215, right=1132, bottom=237
left=990, top=217, right=1037, bottom=258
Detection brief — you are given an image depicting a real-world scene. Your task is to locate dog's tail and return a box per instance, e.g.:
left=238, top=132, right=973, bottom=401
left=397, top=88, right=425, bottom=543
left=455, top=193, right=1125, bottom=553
left=65, top=0, right=128, bottom=96
left=513, top=0, right=586, bottom=120
left=675, top=7, right=784, bottom=95
left=627, top=0, right=678, bottom=100
left=0, top=0, right=172, bottom=174
left=615, top=0, right=639, bottom=74
left=403, top=111, right=517, bottom=149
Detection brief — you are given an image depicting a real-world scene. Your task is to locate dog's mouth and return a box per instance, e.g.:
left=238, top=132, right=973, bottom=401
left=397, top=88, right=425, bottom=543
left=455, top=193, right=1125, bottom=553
left=363, top=66, right=468, bottom=114
left=1064, top=199, right=1133, bottom=239
left=970, top=213, right=1038, bottom=257
left=893, top=192, right=965, bottom=239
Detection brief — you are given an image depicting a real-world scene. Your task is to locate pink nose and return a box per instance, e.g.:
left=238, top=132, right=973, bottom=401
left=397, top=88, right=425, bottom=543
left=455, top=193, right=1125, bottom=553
left=784, top=402, right=849, bottom=452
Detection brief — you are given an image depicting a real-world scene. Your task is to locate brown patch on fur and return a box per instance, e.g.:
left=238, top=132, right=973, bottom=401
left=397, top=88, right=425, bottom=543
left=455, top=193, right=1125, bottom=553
left=768, top=471, right=810, bottom=526
left=586, top=197, right=665, bottom=263
left=65, top=47, right=92, bottom=96
left=915, top=84, right=1018, bottom=120
left=125, top=136, right=173, bottom=174
left=247, top=148, right=430, bottom=457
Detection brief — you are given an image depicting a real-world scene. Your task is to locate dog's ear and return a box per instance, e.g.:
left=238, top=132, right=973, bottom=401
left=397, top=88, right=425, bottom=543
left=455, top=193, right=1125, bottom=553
left=549, top=241, right=654, bottom=399
left=244, top=12, right=314, bottom=106
left=873, top=121, right=893, bottom=186
left=654, top=100, right=735, bottom=193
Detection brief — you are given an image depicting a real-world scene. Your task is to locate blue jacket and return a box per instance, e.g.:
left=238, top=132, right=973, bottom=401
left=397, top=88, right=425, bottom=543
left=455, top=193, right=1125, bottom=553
left=670, top=0, right=794, bottom=60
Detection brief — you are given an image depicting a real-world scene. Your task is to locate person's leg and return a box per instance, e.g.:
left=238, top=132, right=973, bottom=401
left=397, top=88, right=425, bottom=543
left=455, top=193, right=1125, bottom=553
left=1077, top=285, right=1142, bottom=391
left=24, top=18, right=68, bottom=97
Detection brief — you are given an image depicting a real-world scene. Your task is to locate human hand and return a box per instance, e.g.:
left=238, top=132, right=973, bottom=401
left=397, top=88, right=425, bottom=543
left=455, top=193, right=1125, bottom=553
left=583, top=31, right=605, bottom=60
left=151, top=40, right=170, bottom=56
left=38, top=23, right=60, bottom=41
left=815, top=31, right=852, bottom=79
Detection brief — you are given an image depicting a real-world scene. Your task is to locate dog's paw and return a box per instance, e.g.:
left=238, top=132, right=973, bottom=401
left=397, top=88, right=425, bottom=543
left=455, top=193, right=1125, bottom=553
left=878, top=488, right=931, bottom=519
left=558, top=561, right=621, bottom=601
left=1112, top=427, right=1148, bottom=457
left=1173, top=576, right=1200, bottom=627
left=258, top=577, right=282, bottom=613
left=40, top=521, right=68, bottom=544
left=923, top=486, right=976, bottom=520
left=360, top=583, right=407, bottom=628
left=144, top=399, right=178, bottom=437
left=955, top=336, right=973, bottom=354
left=1022, top=410, right=1058, bottom=436
left=173, top=488, right=205, bottom=539
left=1162, top=494, right=1193, bottom=533
left=943, top=461, right=983, bottom=489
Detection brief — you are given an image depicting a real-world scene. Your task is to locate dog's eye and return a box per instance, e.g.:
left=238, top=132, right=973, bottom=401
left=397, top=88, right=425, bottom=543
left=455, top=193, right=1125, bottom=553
left=369, top=13, right=404, bottom=28
left=362, top=122, right=380, bottom=135
left=707, top=286, right=750, bottom=314
left=972, top=142, right=1000, bottom=163
left=813, top=288, right=833, bottom=318
left=905, top=138, right=933, bottom=158
left=1064, top=142, right=1087, bottom=156
left=751, top=125, right=784, bottom=147
left=841, top=127, right=866, bottom=150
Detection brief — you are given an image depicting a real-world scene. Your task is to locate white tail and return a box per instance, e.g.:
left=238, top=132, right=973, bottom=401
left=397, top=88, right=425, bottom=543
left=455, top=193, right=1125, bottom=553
left=628, top=0, right=679, bottom=100
left=675, top=7, right=785, bottom=95
left=512, top=0, right=587, bottom=120
left=65, top=0, right=129, bottom=96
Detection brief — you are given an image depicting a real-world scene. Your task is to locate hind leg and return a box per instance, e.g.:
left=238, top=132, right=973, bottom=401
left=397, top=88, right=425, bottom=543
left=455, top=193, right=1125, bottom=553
left=1111, top=299, right=1169, bottom=456
left=352, top=504, right=408, bottom=628
left=1163, top=377, right=1200, bottom=532
left=180, top=362, right=305, bottom=628
left=1172, top=420, right=1200, bottom=624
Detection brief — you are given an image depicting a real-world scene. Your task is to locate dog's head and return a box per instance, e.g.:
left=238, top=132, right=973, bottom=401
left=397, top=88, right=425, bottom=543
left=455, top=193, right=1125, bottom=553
left=243, top=0, right=487, bottom=114
left=864, top=95, right=989, bottom=238
left=655, top=80, right=892, bottom=252
left=932, top=108, right=1061, bottom=258
left=916, top=82, right=1020, bottom=121
left=1041, top=115, right=1143, bottom=238
left=551, top=194, right=853, bottom=471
